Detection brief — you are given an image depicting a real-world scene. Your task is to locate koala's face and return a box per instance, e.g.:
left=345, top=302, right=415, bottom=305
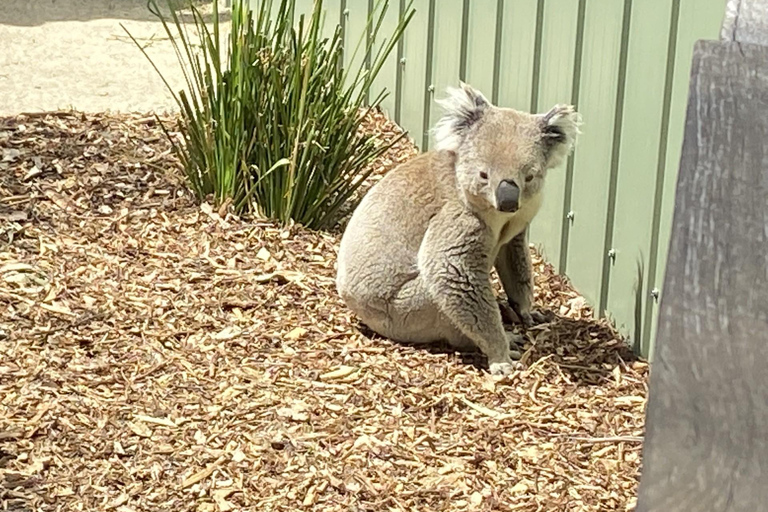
left=433, top=83, right=581, bottom=214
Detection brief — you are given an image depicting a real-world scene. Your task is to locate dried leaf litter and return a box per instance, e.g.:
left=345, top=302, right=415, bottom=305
left=0, top=110, right=647, bottom=512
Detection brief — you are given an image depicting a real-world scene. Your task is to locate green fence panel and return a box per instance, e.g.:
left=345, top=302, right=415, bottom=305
left=425, top=0, right=463, bottom=150
left=319, top=0, right=342, bottom=41
left=564, top=0, right=627, bottom=307
left=398, top=0, right=430, bottom=148
left=495, top=0, right=538, bottom=111
left=604, top=0, right=678, bottom=353
left=527, top=0, right=580, bottom=268
left=463, top=0, right=498, bottom=97
left=370, top=1, right=402, bottom=117
left=293, top=0, right=314, bottom=17
left=340, top=0, right=371, bottom=100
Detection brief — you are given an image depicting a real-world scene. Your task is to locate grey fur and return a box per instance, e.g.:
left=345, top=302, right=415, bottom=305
left=336, top=83, right=581, bottom=375
left=495, top=228, right=546, bottom=327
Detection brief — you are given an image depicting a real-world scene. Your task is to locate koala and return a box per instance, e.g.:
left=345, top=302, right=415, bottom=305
left=336, top=83, right=581, bottom=375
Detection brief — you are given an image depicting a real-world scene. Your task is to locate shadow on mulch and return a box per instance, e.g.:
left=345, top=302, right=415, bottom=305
left=354, top=310, right=638, bottom=388
left=522, top=314, right=639, bottom=386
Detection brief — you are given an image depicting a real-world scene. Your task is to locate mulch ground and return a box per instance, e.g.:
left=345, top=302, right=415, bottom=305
left=0, top=110, right=647, bottom=512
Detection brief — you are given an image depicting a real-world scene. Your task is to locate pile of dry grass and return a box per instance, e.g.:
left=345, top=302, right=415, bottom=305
left=0, top=111, right=646, bottom=511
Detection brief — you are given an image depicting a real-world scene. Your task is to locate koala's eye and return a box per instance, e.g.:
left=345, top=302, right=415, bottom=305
left=525, top=175, right=534, bottom=183
left=479, top=171, right=488, bottom=180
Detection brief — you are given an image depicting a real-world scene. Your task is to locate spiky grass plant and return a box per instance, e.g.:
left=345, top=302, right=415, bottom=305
left=124, top=0, right=413, bottom=230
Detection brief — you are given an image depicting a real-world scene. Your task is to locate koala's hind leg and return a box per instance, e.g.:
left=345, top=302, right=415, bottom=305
left=359, top=271, right=523, bottom=364
left=495, top=227, right=547, bottom=328
left=345, top=273, right=449, bottom=345
left=369, top=276, right=511, bottom=351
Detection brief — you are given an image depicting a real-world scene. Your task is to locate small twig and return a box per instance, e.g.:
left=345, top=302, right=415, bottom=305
left=134, top=361, right=169, bottom=381
left=33, top=311, right=105, bottom=337
left=561, top=435, right=644, bottom=444
left=529, top=377, right=541, bottom=403
left=15, top=111, right=80, bottom=119
left=181, top=456, right=225, bottom=488
left=557, top=362, right=604, bottom=372
left=459, top=396, right=513, bottom=420
left=0, top=195, right=34, bottom=205
left=0, top=290, right=34, bottom=305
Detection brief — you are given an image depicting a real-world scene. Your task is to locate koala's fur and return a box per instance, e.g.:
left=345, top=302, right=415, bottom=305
left=336, top=83, right=581, bottom=375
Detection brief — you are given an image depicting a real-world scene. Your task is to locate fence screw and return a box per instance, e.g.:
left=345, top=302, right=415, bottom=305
left=651, top=288, right=660, bottom=301
left=400, top=57, right=407, bottom=65
left=566, top=211, right=575, bottom=221
left=427, top=84, right=435, bottom=93
left=608, top=248, right=617, bottom=261
left=343, top=9, right=350, bottom=16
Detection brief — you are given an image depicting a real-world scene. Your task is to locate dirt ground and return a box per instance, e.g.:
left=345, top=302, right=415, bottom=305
left=0, top=0, right=225, bottom=116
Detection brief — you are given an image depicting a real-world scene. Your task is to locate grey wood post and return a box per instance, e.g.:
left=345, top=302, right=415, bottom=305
left=635, top=1, right=768, bottom=510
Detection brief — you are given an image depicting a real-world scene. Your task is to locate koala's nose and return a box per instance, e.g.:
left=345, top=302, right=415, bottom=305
left=495, top=180, right=520, bottom=213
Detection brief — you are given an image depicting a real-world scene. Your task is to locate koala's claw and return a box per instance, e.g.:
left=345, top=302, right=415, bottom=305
left=489, top=359, right=524, bottom=376
left=512, top=304, right=549, bottom=328
left=518, top=311, right=533, bottom=327
left=503, top=332, right=523, bottom=359
left=504, top=330, right=523, bottom=348
left=519, top=311, right=541, bottom=328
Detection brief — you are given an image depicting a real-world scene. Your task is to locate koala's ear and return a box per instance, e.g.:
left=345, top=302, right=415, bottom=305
left=433, top=82, right=490, bottom=152
left=540, top=104, right=582, bottom=169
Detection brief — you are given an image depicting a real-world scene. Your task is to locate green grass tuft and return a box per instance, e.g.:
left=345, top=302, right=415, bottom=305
left=124, top=0, right=414, bottom=230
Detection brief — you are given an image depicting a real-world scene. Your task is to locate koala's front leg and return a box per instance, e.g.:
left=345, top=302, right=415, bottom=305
left=419, top=208, right=521, bottom=376
left=495, top=227, right=546, bottom=328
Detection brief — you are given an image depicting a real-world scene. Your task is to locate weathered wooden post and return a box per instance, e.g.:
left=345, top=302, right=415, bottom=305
left=635, top=1, right=768, bottom=510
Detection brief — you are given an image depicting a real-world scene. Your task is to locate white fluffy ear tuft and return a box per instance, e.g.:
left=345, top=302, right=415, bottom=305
left=432, top=82, right=490, bottom=152
left=540, top=104, right=582, bottom=169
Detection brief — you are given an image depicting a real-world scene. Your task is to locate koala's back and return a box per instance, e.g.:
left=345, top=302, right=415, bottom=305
left=336, top=150, right=457, bottom=306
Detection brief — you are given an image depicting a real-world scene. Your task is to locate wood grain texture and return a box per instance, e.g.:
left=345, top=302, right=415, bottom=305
left=722, top=0, right=768, bottom=45
left=636, top=40, right=768, bottom=511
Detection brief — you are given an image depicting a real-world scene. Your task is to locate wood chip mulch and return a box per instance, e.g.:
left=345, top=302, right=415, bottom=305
left=0, top=109, right=647, bottom=512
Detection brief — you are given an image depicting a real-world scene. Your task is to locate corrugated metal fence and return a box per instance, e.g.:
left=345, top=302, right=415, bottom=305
left=251, top=0, right=726, bottom=358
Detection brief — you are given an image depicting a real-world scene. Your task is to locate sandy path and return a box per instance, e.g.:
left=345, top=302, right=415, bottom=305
left=0, top=0, right=227, bottom=115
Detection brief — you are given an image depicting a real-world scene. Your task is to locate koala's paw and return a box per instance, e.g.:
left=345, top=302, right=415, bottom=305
left=510, top=302, right=550, bottom=328
left=489, top=359, right=524, bottom=376
left=519, top=310, right=549, bottom=328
